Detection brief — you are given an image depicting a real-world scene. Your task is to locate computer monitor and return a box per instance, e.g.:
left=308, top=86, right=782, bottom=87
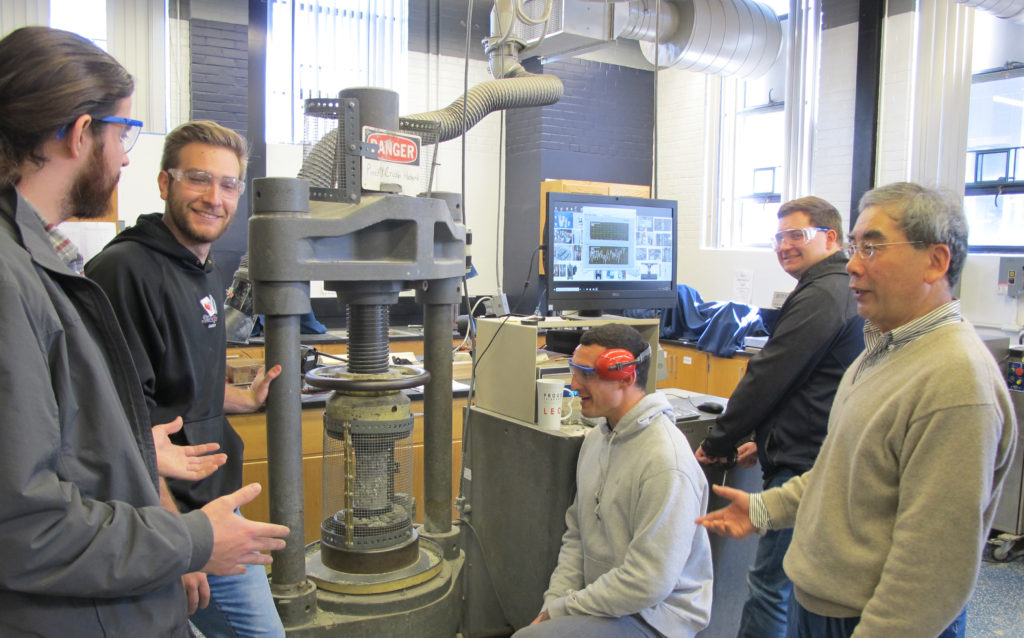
left=544, top=192, right=678, bottom=315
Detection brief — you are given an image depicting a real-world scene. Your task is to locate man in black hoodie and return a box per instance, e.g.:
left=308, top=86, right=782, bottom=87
left=695, top=196, right=864, bottom=638
left=86, top=121, right=284, bottom=638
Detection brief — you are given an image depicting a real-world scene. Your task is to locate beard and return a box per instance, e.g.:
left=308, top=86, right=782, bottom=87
left=164, top=186, right=236, bottom=246
left=66, top=138, right=119, bottom=220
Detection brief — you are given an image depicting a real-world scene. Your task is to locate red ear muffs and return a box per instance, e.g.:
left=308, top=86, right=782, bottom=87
left=594, top=346, right=651, bottom=381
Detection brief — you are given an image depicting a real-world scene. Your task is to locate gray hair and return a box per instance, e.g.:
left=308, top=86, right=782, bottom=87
left=858, top=182, right=968, bottom=288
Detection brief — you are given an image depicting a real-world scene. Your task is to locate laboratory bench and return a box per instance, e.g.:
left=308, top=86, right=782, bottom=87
left=657, top=340, right=753, bottom=397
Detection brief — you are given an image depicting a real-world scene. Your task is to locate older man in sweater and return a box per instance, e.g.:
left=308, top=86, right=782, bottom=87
left=697, top=182, right=1017, bottom=638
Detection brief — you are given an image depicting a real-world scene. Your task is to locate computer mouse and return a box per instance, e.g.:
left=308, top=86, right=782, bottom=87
left=697, top=401, right=725, bottom=414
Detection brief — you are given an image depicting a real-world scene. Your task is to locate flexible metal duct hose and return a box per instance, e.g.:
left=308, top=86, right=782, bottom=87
left=402, top=72, right=564, bottom=143
left=297, top=134, right=337, bottom=188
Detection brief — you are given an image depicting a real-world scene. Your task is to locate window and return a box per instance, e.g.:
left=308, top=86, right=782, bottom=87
left=267, top=0, right=408, bottom=145
left=711, top=0, right=791, bottom=249
left=718, top=79, right=786, bottom=247
left=49, top=0, right=107, bottom=49
left=964, top=13, right=1024, bottom=251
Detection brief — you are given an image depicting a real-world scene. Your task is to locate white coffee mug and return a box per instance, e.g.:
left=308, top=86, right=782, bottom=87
left=536, top=378, right=565, bottom=430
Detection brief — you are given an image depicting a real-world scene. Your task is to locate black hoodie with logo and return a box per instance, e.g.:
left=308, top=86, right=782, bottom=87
left=86, top=212, right=242, bottom=512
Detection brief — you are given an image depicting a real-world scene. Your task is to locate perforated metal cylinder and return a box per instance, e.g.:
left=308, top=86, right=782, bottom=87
left=319, top=390, right=418, bottom=573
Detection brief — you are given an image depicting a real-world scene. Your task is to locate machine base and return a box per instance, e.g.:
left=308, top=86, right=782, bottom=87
left=284, top=543, right=463, bottom=637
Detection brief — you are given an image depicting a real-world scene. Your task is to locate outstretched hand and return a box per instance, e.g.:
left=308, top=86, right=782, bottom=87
left=153, top=417, right=227, bottom=481
left=200, top=483, right=290, bottom=576
left=695, top=484, right=757, bottom=538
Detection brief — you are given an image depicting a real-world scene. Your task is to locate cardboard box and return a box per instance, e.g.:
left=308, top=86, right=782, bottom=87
left=226, top=357, right=264, bottom=384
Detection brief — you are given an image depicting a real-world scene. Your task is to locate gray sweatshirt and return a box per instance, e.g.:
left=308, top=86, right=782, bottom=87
left=543, top=392, right=714, bottom=637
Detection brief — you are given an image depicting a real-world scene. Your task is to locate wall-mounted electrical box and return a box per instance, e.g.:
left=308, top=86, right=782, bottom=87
left=998, top=257, right=1024, bottom=298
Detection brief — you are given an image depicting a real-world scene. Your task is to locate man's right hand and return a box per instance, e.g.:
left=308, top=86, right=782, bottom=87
left=182, top=571, right=210, bottom=614
left=200, top=483, right=290, bottom=576
left=695, top=445, right=721, bottom=465
left=695, top=484, right=757, bottom=538
left=530, top=610, right=550, bottom=625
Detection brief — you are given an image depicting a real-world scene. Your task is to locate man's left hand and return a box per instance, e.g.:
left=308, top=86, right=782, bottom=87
left=736, top=441, right=758, bottom=468
left=153, top=417, right=227, bottom=480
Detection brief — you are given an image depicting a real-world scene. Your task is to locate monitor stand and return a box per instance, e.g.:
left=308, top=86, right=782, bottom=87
left=561, top=310, right=627, bottom=321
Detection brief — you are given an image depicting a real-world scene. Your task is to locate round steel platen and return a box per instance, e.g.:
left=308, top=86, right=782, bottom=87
left=305, top=536, right=444, bottom=595
left=305, top=363, right=430, bottom=392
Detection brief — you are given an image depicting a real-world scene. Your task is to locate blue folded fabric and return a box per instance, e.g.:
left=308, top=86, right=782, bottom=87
left=660, top=285, right=769, bottom=358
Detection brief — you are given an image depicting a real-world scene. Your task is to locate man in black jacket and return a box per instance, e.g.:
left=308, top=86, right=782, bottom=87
left=695, top=196, right=864, bottom=638
left=87, top=121, right=284, bottom=637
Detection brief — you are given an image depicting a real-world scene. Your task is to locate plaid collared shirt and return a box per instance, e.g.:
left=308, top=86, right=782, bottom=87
left=32, top=209, right=85, bottom=274
left=854, top=300, right=962, bottom=380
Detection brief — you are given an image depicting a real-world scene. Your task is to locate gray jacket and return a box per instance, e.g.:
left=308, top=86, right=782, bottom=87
left=0, top=187, right=213, bottom=636
left=543, top=393, right=713, bottom=637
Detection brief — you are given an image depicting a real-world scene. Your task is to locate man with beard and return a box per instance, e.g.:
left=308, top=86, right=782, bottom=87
left=0, top=27, right=289, bottom=636
left=87, top=120, right=285, bottom=637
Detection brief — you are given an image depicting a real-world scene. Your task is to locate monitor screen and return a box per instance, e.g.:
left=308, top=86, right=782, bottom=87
left=544, top=192, right=678, bottom=315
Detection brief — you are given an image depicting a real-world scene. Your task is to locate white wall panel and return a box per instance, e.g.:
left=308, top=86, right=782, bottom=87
left=0, top=0, right=48, bottom=34
left=107, top=0, right=167, bottom=133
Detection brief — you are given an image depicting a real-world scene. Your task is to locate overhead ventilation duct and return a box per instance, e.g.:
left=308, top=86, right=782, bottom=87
left=956, top=0, right=1024, bottom=24
left=511, top=0, right=784, bottom=79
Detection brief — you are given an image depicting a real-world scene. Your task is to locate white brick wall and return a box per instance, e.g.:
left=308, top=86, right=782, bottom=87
left=812, top=22, right=858, bottom=218
left=876, top=11, right=916, bottom=186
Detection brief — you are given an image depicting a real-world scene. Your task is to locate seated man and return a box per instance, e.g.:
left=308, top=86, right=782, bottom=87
left=515, top=324, right=713, bottom=638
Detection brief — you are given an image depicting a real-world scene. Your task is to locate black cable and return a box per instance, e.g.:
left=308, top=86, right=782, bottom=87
left=510, top=244, right=542, bottom=316
left=453, top=518, right=516, bottom=631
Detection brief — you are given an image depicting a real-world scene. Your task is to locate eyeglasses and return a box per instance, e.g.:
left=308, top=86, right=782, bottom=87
left=844, top=241, right=924, bottom=259
left=166, top=168, right=245, bottom=198
left=56, top=115, right=144, bottom=152
left=770, top=227, right=830, bottom=250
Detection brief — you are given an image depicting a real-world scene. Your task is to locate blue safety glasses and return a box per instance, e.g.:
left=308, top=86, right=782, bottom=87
left=56, top=116, right=144, bottom=152
left=568, top=361, right=598, bottom=379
